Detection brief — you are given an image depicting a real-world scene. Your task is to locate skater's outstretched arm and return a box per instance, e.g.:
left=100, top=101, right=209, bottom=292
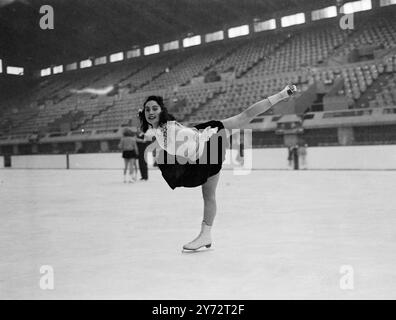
left=222, top=85, right=297, bottom=130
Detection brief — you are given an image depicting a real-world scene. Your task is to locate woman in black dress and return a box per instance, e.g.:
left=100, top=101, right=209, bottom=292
left=139, top=85, right=297, bottom=251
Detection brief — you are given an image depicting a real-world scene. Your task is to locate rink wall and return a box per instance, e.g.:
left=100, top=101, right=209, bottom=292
left=10, top=154, right=67, bottom=169
left=0, top=156, right=4, bottom=169
left=6, top=145, right=396, bottom=170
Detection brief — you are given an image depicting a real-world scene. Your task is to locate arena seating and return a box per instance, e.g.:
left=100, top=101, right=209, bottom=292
left=244, top=24, right=349, bottom=77
left=1, top=9, right=396, bottom=138
left=204, top=34, right=287, bottom=78
left=141, top=42, right=240, bottom=91
left=338, top=14, right=396, bottom=56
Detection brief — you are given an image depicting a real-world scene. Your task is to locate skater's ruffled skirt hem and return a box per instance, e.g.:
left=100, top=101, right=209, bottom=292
left=157, top=120, right=228, bottom=189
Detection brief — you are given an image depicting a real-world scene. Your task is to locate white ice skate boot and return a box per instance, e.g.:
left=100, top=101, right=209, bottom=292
left=284, top=84, right=297, bottom=97
left=268, top=84, right=297, bottom=106
left=281, top=84, right=297, bottom=98
left=183, top=221, right=212, bottom=251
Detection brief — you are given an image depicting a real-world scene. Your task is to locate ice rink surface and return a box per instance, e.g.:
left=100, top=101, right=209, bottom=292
left=1, top=169, right=395, bottom=299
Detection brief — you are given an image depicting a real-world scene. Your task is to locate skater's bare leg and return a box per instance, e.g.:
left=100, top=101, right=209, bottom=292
left=123, top=159, right=129, bottom=182
left=182, top=173, right=220, bottom=251
left=127, top=159, right=134, bottom=182
left=222, top=85, right=297, bottom=130
left=123, top=159, right=128, bottom=175
left=132, top=159, right=138, bottom=180
left=201, top=172, right=220, bottom=226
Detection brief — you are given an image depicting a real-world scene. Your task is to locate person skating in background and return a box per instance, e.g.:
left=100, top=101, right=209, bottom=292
left=119, top=128, right=139, bottom=183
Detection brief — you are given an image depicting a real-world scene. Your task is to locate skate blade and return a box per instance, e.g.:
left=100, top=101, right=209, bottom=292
left=181, top=244, right=212, bottom=253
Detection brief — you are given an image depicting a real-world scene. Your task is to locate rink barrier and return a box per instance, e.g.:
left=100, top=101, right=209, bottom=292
left=10, top=154, right=67, bottom=169
left=0, top=156, right=4, bottom=169
left=5, top=145, right=396, bottom=170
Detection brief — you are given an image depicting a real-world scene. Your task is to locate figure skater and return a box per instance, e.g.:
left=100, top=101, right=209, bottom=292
left=139, top=85, right=297, bottom=251
left=119, top=128, right=139, bottom=183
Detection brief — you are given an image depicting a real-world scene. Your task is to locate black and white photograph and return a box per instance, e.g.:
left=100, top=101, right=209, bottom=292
left=1, top=0, right=396, bottom=304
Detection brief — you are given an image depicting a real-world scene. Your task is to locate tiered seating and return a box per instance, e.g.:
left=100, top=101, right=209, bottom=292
left=205, top=34, right=285, bottom=78
left=142, top=43, right=239, bottom=90
left=187, top=74, right=304, bottom=124
left=1, top=59, right=162, bottom=134
left=337, top=64, right=382, bottom=101
left=125, top=54, right=187, bottom=92
left=87, top=60, right=149, bottom=89
left=245, top=25, right=349, bottom=77
left=2, top=10, right=396, bottom=137
left=339, top=15, right=396, bottom=56
left=168, top=83, right=223, bottom=121
left=81, top=90, right=165, bottom=130
left=82, top=83, right=223, bottom=129
left=366, top=73, right=396, bottom=108
left=384, top=54, right=396, bottom=73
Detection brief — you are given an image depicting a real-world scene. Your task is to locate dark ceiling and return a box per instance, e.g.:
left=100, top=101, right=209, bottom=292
left=0, top=0, right=336, bottom=69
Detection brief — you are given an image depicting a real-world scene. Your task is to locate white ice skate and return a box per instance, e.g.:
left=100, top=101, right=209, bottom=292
left=182, top=222, right=212, bottom=251
left=285, top=84, right=297, bottom=97
left=268, top=84, right=297, bottom=106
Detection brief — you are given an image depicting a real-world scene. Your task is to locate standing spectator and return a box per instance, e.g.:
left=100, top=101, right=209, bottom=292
left=136, top=129, right=149, bottom=181
left=292, top=144, right=299, bottom=170
left=287, top=146, right=293, bottom=169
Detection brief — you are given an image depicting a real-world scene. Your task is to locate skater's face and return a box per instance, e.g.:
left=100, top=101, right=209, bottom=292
left=144, top=100, right=161, bottom=128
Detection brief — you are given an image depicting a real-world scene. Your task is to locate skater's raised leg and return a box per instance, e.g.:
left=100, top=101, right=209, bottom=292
left=222, top=85, right=297, bottom=130
left=183, top=172, right=220, bottom=250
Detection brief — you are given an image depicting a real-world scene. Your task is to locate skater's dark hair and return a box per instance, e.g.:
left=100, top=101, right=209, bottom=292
left=138, top=95, right=176, bottom=133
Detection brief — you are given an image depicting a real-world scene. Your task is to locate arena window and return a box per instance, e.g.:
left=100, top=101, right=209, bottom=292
left=340, top=0, right=372, bottom=14
left=163, top=40, right=179, bottom=51
left=53, top=65, right=63, bottom=74
left=6, top=66, right=24, bottom=76
left=66, top=62, right=77, bottom=71
left=311, top=6, right=337, bottom=21
left=40, top=67, right=51, bottom=77
left=281, top=13, right=305, bottom=28
left=127, top=48, right=140, bottom=58
left=110, top=52, right=124, bottom=63
left=94, top=56, right=107, bottom=65
left=380, top=0, right=396, bottom=6
left=144, top=44, right=160, bottom=56
left=80, top=59, right=92, bottom=69
left=183, top=35, right=201, bottom=48
left=228, top=25, right=249, bottom=38
left=205, top=31, right=224, bottom=43
left=253, top=19, right=276, bottom=32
